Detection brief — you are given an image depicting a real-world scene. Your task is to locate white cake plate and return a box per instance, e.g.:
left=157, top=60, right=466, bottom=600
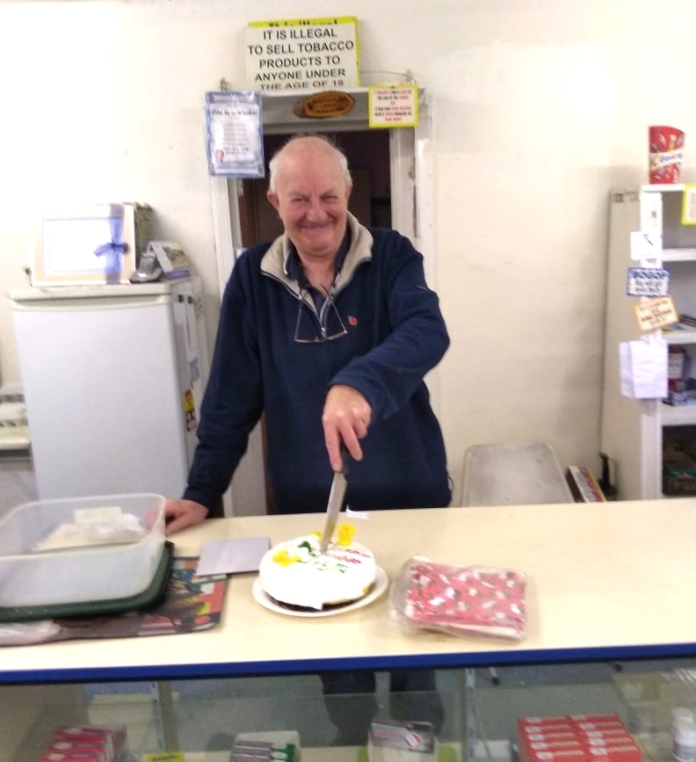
left=252, top=566, right=389, bottom=618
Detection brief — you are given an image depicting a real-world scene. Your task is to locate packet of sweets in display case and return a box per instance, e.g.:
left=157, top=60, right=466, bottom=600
left=389, top=556, right=527, bottom=640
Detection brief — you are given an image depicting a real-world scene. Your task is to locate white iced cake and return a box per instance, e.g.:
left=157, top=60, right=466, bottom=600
left=258, top=524, right=377, bottom=611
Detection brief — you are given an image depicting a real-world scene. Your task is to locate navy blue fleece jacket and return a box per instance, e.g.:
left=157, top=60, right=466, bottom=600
left=183, top=214, right=451, bottom=514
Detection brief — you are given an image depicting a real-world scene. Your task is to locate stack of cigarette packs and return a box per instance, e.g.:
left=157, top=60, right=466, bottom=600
left=40, top=724, right=126, bottom=762
left=230, top=740, right=297, bottom=761
left=519, top=714, right=642, bottom=762
left=231, top=731, right=300, bottom=762
left=368, top=719, right=438, bottom=762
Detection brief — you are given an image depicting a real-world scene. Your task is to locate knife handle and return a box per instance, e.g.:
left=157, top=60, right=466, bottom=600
left=339, top=443, right=349, bottom=476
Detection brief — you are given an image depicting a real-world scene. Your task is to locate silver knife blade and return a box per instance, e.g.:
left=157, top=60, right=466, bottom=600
left=319, top=454, right=348, bottom=553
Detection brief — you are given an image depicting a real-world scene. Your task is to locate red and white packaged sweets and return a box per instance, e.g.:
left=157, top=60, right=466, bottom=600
left=389, top=556, right=527, bottom=640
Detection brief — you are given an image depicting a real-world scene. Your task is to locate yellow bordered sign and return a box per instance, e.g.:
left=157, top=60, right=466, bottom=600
left=245, top=17, right=360, bottom=91
left=681, top=183, right=696, bottom=225
left=368, top=85, right=419, bottom=129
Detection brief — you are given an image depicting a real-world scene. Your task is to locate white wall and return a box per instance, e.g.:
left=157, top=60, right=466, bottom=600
left=0, top=0, right=692, bottom=502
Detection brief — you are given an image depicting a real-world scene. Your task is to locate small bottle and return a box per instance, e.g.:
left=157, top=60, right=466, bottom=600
left=598, top=452, right=618, bottom=501
left=673, top=707, right=696, bottom=762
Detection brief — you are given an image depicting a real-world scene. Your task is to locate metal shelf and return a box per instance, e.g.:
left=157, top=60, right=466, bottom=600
left=661, top=403, right=696, bottom=426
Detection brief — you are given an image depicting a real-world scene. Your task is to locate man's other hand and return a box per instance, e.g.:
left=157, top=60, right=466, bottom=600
left=164, top=499, right=209, bottom=535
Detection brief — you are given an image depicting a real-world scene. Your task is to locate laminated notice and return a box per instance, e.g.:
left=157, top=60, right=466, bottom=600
left=205, top=91, right=264, bottom=178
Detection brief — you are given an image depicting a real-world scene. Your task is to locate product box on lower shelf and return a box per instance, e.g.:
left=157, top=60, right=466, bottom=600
left=368, top=719, right=437, bottom=762
left=663, top=443, right=696, bottom=495
left=232, top=730, right=300, bottom=762
left=40, top=724, right=127, bottom=762
left=518, top=715, right=641, bottom=762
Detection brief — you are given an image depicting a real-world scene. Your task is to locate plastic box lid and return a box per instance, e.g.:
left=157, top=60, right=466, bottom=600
left=0, top=493, right=165, bottom=607
left=462, top=442, right=573, bottom=507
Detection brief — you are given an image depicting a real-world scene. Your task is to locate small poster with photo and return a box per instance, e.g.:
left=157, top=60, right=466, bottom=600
left=205, top=91, right=264, bottom=178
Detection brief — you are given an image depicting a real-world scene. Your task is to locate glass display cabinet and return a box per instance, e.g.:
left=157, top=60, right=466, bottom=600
left=2, top=501, right=695, bottom=761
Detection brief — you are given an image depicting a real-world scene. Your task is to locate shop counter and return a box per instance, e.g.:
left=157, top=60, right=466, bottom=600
left=0, top=499, right=695, bottom=683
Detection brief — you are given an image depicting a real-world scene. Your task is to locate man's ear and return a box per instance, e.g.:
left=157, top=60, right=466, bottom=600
left=345, top=183, right=353, bottom=202
left=267, top=190, right=280, bottom=211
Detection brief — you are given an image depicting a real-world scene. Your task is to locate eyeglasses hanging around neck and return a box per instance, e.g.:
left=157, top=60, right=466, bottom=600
left=294, top=286, right=348, bottom=344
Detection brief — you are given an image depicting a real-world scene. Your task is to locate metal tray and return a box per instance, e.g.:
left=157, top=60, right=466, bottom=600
left=462, top=442, right=573, bottom=507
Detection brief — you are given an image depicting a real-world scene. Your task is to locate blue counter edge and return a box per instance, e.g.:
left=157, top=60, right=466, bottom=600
left=3, top=642, right=696, bottom=685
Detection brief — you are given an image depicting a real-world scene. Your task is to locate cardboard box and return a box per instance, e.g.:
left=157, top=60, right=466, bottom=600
left=52, top=724, right=126, bottom=761
left=587, top=743, right=641, bottom=762
left=575, top=721, right=627, bottom=732
left=570, top=715, right=623, bottom=724
left=566, top=466, right=607, bottom=502
left=526, top=746, right=590, bottom=762
left=582, top=731, right=636, bottom=742
left=528, top=741, right=585, bottom=751
left=368, top=738, right=438, bottom=762
left=370, top=719, right=435, bottom=752
left=49, top=742, right=107, bottom=759
left=519, top=714, right=640, bottom=762
left=519, top=718, right=576, bottom=733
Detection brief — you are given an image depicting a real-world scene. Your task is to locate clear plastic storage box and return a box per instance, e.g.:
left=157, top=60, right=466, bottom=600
left=0, top=493, right=166, bottom=607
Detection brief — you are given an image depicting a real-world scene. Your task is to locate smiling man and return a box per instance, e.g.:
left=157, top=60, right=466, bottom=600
left=166, top=133, right=451, bottom=529
left=163, top=133, right=451, bottom=744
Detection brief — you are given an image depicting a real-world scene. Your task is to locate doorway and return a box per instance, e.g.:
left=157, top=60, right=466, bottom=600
left=212, top=89, right=433, bottom=516
left=238, top=130, right=392, bottom=250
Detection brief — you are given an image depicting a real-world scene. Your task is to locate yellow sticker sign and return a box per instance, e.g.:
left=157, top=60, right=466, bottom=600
left=143, top=753, right=185, bottom=762
left=368, top=85, right=419, bottom=128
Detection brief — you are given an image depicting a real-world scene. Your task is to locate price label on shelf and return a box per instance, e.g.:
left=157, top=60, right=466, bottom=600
left=626, top=267, right=670, bottom=297
left=681, top=183, right=696, bottom=225
left=633, top=295, right=679, bottom=332
left=629, top=230, right=661, bottom=261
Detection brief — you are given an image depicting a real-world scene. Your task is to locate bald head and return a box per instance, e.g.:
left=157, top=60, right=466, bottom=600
left=266, top=135, right=353, bottom=262
left=268, top=135, right=352, bottom=193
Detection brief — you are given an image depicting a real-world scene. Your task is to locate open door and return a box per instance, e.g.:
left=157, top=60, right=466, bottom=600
left=210, top=88, right=434, bottom=516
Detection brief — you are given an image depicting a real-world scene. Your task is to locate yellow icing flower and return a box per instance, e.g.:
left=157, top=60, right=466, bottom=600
left=337, top=523, right=356, bottom=547
left=272, top=549, right=301, bottom=566
left=311, top=530, right=322, bottom=539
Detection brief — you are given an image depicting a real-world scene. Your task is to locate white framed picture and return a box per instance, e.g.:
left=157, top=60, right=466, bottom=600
left=30, top=203, right=150, bottom=286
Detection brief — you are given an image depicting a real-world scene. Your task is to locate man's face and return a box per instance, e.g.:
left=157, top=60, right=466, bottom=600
left=267, top=145, right=352, bottom=261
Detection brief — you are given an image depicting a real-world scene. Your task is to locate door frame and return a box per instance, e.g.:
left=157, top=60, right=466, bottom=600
left=209, top=88, right=436, bottom=516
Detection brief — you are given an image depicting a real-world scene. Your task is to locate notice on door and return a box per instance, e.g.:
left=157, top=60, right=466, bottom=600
left=368, top=85, right=419, bottom=128
left=245, top=17, right=360, bottom=91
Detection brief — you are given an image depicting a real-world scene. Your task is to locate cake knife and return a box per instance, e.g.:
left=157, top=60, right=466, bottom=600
left=319, top=446, right=348, bottom=553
